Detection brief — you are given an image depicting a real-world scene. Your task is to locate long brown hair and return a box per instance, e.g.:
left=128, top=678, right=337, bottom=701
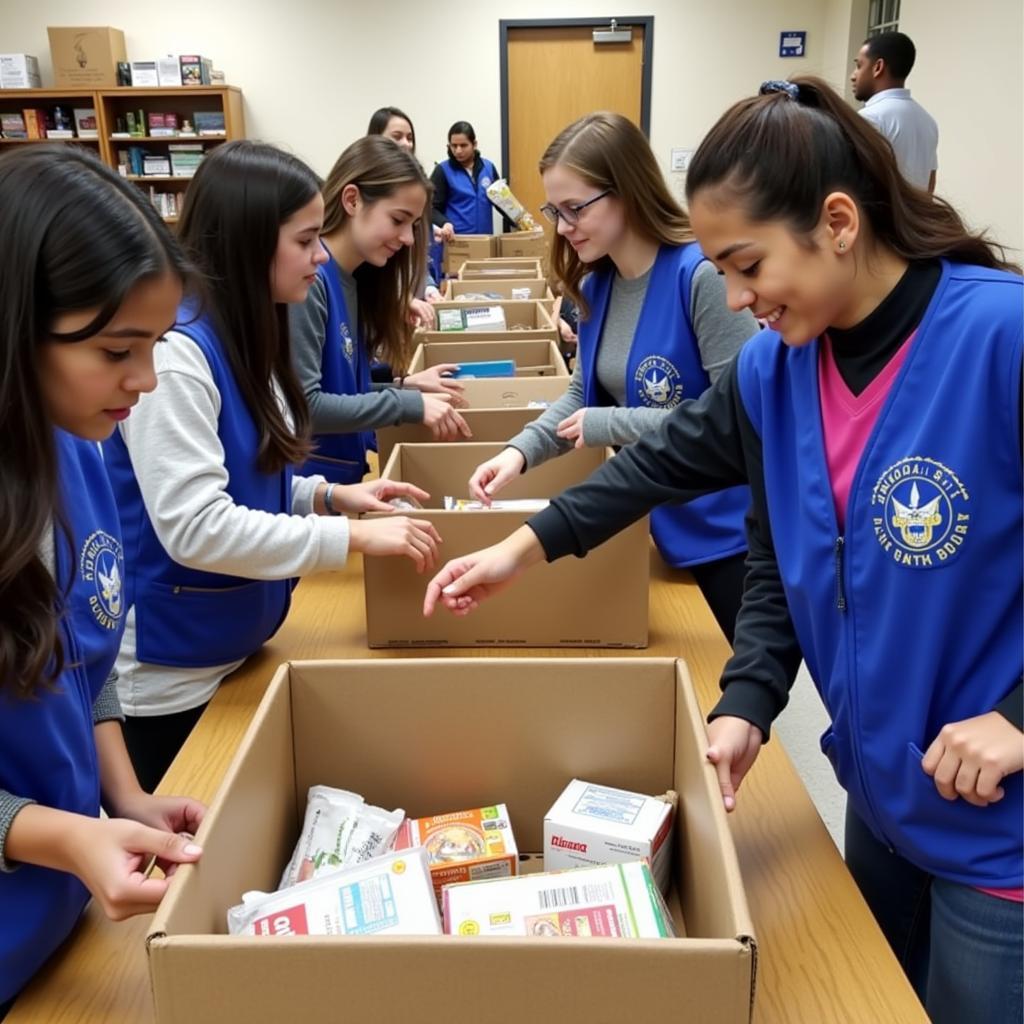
left=539, top=112, right=695, bottom=318
left=686, top=76, right=1017, bottom=272
left=0, top=146, right=192, bottom=698
left=179, top=141, right=319, bottom=473
left=321, top=136, right=430, bottom=373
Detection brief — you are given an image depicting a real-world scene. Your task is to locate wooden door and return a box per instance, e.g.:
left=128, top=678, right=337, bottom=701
left=504, top=22, right=649, bottom=231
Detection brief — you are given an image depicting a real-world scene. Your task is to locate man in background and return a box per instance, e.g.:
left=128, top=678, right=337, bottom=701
left=851, top=31, right=939, bottom=192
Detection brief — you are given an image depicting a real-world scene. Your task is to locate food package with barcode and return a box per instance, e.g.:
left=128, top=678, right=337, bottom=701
left=443, top=497, right=550, bottom=512
left=442, top=859, right=674, bottom=938
left=393, top=804, right=518, bottom=901
left=485, top=178, right=539, bottom=231
left=437, top=305, right=507, bottom=333
left=279, top=786, right=404, bottom=889
left=228, top=848, right=441, bottom=937
left=543, top=780, right=676, bottom=895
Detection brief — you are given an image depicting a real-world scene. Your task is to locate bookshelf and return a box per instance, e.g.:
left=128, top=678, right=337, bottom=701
left=0, top=86, right=244, bottom=224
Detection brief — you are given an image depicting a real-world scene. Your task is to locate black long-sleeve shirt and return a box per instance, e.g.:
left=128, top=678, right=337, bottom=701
left=527, top=261, right=1023, bottom=738
left=429, top=155, right=512, bottom=231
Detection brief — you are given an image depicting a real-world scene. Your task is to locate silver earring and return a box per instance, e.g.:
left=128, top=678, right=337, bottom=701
left=838, top=240, right=847, bottom=251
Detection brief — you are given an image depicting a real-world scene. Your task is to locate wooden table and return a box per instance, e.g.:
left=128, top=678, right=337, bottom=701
left=8, top=554, right=927, bottom=1023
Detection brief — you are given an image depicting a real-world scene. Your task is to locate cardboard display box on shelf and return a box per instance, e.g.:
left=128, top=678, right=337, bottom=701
left=443, top=234, right=498, bottom=276
left=47, top=26, right=126, bottom=88
left=417, top=299, right=556, bottom=345
left=146, top=657, right=756, bottom=1024
left=443, top=276, right=555, bottom=314
left=363, top=442, right=649, bottom=648
left=458, top=257, right=543, bottom=280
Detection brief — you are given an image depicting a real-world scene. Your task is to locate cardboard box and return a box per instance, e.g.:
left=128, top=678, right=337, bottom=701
left=417, top=300, right=556, bottom=345
left=0, top=54, right=41, bottom=89
left=443, top=234, right=498, bottom=276
left=543, top=779, right=675, bottom=894
left=147, top=657, right=757, bottom=1024
left=499, top=229, right=551, bottom=277
left=47, top=26, right=126, bottom=88
left=377, top=405, right=556, bottom=469
left=395, top=804, right=518, bottom=901
left=444, top=276, right=555, bottom=314
left=459, top=257, right=543, bottom=280
left=364, top=443, right=649, bottom=647
left=406, top=338, right=568, bottom=379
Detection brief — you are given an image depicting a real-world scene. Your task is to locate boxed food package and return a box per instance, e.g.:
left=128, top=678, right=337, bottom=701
left=394, top=804, right=518, bottom=901
left=146, top=658, right=756, bottom=1023
left=0, top=54, right=41, bottom=89
left=443, top=859, right=672, bottom=938
left=443, top=234, right=497, bottom=276
left=227, top=848, right=441, bottom=937
left=417, top=299, right=556, bottom=345
left=544, top=779, right=675, bottom=894
left=47, top=26, right=126, bottom=88
left=458, top=257, right=542, bottom=280
left=437, top=305, right=507, bottom=333
left=363, top=443, right=649, bottom=647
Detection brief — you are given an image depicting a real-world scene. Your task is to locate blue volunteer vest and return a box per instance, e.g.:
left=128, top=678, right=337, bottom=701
left=0, top=432, right=125, bottom=1000
left=103, top=310, right=293, bottom=668
left=441, top=156, right=497, bottom=235
left=736, top=260, right=1023, bottom=887
left=305, top=255, right=373, bottom=484
left=577, top=243, right=750, bottom=567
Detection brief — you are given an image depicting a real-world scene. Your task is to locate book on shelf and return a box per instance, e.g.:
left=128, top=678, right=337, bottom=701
left=73, top=108, right=98, bottom=139
left=193, top=110, right=225, bottom=134
left=22, top=108, right=49, bottom=140
left=46, top=129, right=75, bottom=139
left=143, top=154, right=172, bottom=176
left=1, top=113, right=27, bottom=139
left=169, top=142, right=204, bottom=178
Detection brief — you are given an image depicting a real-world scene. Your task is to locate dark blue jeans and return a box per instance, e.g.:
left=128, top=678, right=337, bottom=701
left=846, top=806, right=1023, bottom=1024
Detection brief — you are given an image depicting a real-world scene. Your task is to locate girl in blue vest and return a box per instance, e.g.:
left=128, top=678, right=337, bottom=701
left=426, top=78, right=1022, bottom=1024
left=289, top=136, right=471, bottom=486
left=104, top=142, right=441, bottom=794
left=430, top=120, right=500, bottom=243
left=0, top=147, right=206, bottom=1018
left=467, top=112, right=759, bottom=641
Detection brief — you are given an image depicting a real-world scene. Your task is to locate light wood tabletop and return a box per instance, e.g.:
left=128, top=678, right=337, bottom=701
left=7, top=552, right=927, bottom=1023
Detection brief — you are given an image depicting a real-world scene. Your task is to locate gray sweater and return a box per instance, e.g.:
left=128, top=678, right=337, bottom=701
left=507, top=261, right=758, bottom=467
left=289, top=267, right=424, bottom=432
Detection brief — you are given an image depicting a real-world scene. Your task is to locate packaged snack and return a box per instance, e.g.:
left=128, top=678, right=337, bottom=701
left=279, top=786, right=404, bottom=889
left=437, top=306, right=507, bottom=332
left=485, top=178, right=539, bottom=231
left=394, top=804, right=518, bottom=901
left=443, top=498, right=550, bottom=512
left=442, top=859, right=674, bottom=939
left=229, top=849, right=441, bottom=937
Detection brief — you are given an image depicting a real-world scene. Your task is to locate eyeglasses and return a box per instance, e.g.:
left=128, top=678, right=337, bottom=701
left=540, top=189, right=612, bottom=226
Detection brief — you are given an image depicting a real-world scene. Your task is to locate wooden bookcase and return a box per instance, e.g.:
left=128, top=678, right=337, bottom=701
left=0, top=86, right=244, bottom=224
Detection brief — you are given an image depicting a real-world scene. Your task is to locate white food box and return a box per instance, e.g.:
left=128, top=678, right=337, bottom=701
left=442, top=859, right=673, bottom=938
left=227, top=847, right=441, bottom=937
left=543, top=779, right=675, bottom=894
left=0, top=54, right=41, bottom=89
left=438, top=305, right=507, bottom=332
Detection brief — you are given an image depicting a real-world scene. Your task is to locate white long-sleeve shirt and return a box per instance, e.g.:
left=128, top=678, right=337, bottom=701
left=115, top=330, right=352, bottom=716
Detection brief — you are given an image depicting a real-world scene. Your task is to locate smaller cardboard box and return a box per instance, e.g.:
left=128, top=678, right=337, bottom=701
left=444, top=277, right=553, bottom=302
left=543, top=779, right=675, bottom=894
left=363, top=442, right=649, bottom=648
left=395, top=804, right=518, bottom=901
left=418, top=299, right=556, bottom=345
left=498, top=229, right=550, bottom=276
left=146, top=658, right=757, bottom=1024
left=47, top=26, right=126, bottom=88
left=377, top=405, right=554, bottom=469
left=0, top=54, right=41, bottom=89
left=444, top=234, right=498, bottom=276
left=459, top=257, right=543, bottom=280
left=406, top=338, right=568, bottom=379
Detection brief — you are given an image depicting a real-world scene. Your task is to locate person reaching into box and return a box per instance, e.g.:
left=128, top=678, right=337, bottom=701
left=466, top=112, right=760, bottom=642
left=425, top=78, right=1023, bottom=1024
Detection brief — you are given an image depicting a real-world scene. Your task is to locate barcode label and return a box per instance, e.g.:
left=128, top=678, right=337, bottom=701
left=538, top=886, right=580, bottom=909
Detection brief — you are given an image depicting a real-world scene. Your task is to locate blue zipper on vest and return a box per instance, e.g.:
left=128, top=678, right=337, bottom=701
left=834, top=537, right=847, bottom=611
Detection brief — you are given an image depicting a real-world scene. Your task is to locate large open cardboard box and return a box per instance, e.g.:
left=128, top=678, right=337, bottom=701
left=365, top=443, right=649, bottom=647
left=377, top=406, right=547, bottom=469
left=443, top=277, right=555, bottom=315
left=418, top=299, right=556, bottom=345
left=458, top=257, right=543, bottom=280
left=443, top=234, right=498, bottom=276
left=147, top=658, right=757, bottom=1024
left=47, top=26, right=126, bottom=87
left=498, top=230, right=550, bottom=277
left=406, top=338, right=568, bottom=378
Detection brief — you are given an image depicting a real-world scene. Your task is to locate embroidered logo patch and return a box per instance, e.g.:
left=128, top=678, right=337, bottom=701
left=870, top=457, right=970, bottom=568
left=634, top=355, right=684, bottom=408
left=340, top=322, right=355, bottom=363
left=79, top=530, right=124, bottom=629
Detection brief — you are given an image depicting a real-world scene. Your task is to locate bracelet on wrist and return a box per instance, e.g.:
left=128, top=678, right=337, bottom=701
left=324, top=483, right=338, bottom=515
